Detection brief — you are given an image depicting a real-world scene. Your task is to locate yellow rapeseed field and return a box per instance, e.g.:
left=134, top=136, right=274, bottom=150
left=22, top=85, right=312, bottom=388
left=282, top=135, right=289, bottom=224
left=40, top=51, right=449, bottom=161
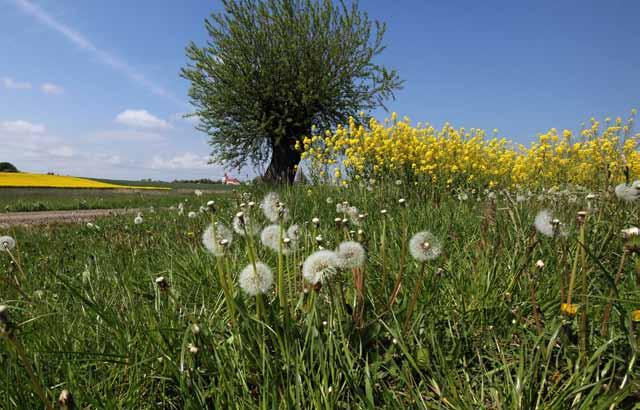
left=0, top=172, right=164, bottom=190
left=300, top=111, right=640, bottom=190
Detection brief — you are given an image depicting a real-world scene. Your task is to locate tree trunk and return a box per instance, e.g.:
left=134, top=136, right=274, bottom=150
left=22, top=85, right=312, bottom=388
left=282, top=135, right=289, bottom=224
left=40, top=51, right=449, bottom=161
left=264, top=140, right=301, bottom=184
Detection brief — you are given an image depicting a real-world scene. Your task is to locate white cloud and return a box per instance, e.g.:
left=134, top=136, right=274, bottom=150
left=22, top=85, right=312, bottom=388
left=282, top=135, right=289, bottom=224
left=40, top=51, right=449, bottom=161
left=150, top=153, right=211, bottom=170
left=49, top=146, right=74, bottom=157
left=115, top=110, right=170, bottom=130
left=2, top=76, right=32, bottom=89
left=10, top=0, right=184, bottom=106
left=0, top=120, right=45, bottom=134
left=41, top=82, right=64, bottom=95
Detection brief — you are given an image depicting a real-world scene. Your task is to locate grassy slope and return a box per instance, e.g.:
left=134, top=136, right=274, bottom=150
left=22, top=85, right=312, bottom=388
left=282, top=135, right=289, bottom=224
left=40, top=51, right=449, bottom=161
left=1, top=184, right=639, bottom=408
left=0, top=188, right=227, bottom=212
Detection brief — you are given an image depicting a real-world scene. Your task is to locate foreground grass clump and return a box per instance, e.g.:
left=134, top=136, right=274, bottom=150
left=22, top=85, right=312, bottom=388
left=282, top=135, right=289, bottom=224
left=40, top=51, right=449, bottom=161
left=1, top=182, right=640, bottom=408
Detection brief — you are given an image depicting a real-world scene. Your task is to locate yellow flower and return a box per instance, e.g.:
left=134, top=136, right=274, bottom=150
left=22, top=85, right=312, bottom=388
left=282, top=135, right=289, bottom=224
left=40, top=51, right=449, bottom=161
left=631, top=309, right=640, bottom=322
left=561, top=303, right=578, bottom=318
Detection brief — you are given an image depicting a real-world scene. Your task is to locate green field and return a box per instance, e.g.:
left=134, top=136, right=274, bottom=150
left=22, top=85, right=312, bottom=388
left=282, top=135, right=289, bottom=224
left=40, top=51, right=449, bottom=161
left=0, top=186, right=233, bottom=212
left=1, top=182, right=639, bottom=408
left=91, top=178, right=240, bottom=191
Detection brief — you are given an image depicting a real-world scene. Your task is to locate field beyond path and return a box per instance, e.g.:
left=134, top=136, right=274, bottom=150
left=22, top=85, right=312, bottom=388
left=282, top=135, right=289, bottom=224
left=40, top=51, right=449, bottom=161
left=0, top=208, right=140, bottom=227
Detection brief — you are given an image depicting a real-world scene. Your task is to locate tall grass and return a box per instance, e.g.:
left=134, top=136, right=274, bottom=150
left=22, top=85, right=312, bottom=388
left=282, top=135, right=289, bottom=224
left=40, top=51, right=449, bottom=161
left=1, top=181, right=639, bottom=408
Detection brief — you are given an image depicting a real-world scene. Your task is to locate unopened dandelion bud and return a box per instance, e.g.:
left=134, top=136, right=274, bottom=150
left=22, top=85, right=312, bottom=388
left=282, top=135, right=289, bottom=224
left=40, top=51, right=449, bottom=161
left=576, top=211, right=587, bottom=224
left=358, top=213, right=366, bottom=221
left=247, top=201, right=255, bottom=208
left=632, top=309, right=640, bottom=323
left=155, top=276, right=169, bottom=291
left=312, top=217, right=320, bottom=227
left=357, top=229, right=365, bottom=242
left=58, top=389, right=75, bottom=410
left=341, top=218, right=348, bottom=225
left=398, top=198, right=407, bottom=206
left=334, top=217, right=342, bottom=228
left=315, top=235, right=324, bottom=244
left=380, top=209, right=388, bottom=215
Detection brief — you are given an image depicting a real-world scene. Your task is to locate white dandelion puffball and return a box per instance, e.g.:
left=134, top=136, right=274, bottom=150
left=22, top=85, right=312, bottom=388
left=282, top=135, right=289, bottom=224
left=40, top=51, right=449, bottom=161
left=233, top=213, right=259, bottom=236
left=409, top=231, right=442, bottom=262
left=534, top=210, right=555, bottom=237
left=261, top=192, right=281, bottom=222
left=260, top=224, right=282, bottom=251
left=336, top=241, right=366, bottom=269
left=188, top=211, right=197, bottom=219
left=287, top=224, right=300, bottom=241
left=621, top=226, right=640, bottom=239
left=302, top=250, right=339, bottom=284
left=346, top=206, right=360, bottom=225
left=134, top=214, right=144, bottom=225
left=615, top=183, right=639, bottom=202
left=238, top=262, right=273, bottom=296
left=202, top=223, right=233, bottom=257
left=0, top=236, right=16, bottom=252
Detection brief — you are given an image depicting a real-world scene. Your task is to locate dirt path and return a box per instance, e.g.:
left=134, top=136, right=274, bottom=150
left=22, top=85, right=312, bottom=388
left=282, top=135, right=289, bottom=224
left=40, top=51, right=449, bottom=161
left=0, top=208, right=140, bottom=228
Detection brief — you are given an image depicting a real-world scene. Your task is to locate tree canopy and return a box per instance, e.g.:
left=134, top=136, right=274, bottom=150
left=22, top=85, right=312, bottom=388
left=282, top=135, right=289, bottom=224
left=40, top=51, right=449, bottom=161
left=0, top=162, right=18, bottom=172
left=182, top=0, right=402, bottom=183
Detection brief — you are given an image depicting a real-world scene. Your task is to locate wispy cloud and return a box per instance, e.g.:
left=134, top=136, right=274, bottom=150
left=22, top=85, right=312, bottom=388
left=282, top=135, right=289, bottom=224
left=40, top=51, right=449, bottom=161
left=11, top=0, right=185, bottom=106
left=2, top=76, right=32, bottom=89
left=41, top=82, right=64, bottom=95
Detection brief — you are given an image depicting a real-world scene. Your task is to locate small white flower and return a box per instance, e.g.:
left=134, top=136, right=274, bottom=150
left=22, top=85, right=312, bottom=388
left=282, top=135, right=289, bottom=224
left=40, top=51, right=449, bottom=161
left=194, top=189, right=203, bottom=197
left=326, top=197, right=334, bottom=204
left=534, top=210, right=555, bottom=237
left=0, top=236, right=16, bottom=252
left=302, top=250, right=339, bottom=284
left=188, top=211, right=197, bottom=219
left=336, top=241, right=366, bottom=269
left=409, top=231, right=442, bottom=261
left=238, top=262, right=273, bottom=296
left=458, top=192, right=469, bottom=202
left=202, top=223, right=233, bottom=256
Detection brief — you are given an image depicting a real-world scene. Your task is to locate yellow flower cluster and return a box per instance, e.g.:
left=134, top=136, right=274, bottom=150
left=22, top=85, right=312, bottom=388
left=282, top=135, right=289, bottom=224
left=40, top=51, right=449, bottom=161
left=0, top=172, right=165, bottom=190
left=299, top=113, right=639, bottom=189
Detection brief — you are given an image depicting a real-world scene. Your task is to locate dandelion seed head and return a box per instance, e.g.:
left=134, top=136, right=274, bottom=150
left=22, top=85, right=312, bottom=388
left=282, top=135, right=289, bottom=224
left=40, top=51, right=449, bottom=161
left=134, top=215, right=144, bottom=225
left=534, top=210, right=555, bottom=237
left=287, top=224, right=300, bottom=241
left=261, top=192, right=280, bottom=222
left=233, top=212, right=259, bottom=236
left=202, top=223, right=233, bottom=257
left=188, top=211, right=197, bottom=219
left=0, top=236, right=15, bottom=252
left=238, top=262, right=273, bottom=296
left=409, top=231, right=442, bottom=261
left=336, top=241, right=366, bottom=269
left=302, top=250, right=339, bottom=284
left=615, top=183, right=639, bottom=202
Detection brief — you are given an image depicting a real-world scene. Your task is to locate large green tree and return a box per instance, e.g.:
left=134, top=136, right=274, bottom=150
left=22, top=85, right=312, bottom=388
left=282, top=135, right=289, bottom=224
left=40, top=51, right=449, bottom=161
left=182, top=0, right=401, bottom=183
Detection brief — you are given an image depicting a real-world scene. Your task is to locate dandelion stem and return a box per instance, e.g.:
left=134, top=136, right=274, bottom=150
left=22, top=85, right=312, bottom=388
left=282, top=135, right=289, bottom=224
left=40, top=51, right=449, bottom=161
left=403, top=262, right=426, bottom=332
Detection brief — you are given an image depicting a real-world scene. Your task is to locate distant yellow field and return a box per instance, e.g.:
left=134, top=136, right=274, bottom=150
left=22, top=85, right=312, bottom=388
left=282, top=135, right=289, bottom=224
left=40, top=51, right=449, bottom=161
left=0, top=172, right=166, bottom=190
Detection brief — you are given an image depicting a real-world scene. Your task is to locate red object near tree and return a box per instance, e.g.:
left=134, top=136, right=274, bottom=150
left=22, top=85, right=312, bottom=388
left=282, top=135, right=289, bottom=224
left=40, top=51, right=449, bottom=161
left=223, top=173, right=240, bottom=185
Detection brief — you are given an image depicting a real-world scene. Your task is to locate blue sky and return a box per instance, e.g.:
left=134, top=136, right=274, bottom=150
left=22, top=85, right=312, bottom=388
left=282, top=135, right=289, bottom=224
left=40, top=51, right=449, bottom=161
left=1, top=0, right=638, bottom=180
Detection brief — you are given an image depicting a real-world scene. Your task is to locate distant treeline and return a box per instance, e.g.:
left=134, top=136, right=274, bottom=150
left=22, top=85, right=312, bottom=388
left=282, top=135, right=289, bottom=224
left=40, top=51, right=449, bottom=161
left=170, top=178, right=223, bottom=184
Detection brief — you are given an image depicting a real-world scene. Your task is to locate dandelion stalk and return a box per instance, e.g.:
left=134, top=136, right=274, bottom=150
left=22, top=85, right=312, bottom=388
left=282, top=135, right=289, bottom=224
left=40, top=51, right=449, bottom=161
left=600, top=250, right=627, bottom=336
left=403, top=261, right=426, bottom=332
